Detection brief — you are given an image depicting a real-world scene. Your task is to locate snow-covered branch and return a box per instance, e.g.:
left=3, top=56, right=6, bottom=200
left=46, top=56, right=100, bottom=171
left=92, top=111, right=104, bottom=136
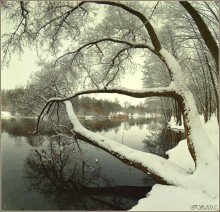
left=55, top=38, right=153, bottom=65
left=34, top=2, right=86, bottom=36
left=85, top=1, right=161, bottom=52
left=51, top=86, right=176, bottom=102
left=159, top=48, right=218, bottom=167
left=64, top=100, right=191, bottom=186
left=34, top=85, right=177, bottom=133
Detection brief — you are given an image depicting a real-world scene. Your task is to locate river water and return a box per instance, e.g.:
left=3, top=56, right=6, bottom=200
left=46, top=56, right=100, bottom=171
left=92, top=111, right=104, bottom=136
left=1, top=117, right=184, bottom=210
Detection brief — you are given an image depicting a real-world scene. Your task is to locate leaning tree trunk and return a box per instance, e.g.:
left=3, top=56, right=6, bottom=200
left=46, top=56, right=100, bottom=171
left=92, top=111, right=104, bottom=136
left=158, top=49, right=218, bottom=167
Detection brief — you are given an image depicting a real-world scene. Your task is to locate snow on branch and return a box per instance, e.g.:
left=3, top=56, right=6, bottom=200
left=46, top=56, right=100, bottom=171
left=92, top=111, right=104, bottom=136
left=85, top=1, right=161, bottom=51
left=159, top=48, right=218, bottom=166
left=51, top=85, right=176, bottom=102
left=64, top=100, right=191, bottom=186
left=55, top=38, right=153, bottom=65
left=34, top=2, right=86, bottom=36
left=34, top=85, right=177, bottom=133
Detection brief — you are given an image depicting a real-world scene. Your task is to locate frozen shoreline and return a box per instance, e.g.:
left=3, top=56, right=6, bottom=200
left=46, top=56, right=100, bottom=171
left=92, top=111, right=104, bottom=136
left=130, top=116, right=219, bottom=211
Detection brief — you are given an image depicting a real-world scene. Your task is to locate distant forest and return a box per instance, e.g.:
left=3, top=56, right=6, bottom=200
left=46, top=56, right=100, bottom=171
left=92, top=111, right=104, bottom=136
left=1, top=88, right=157, bottom=117
left=2, top=87, right=215, bottom=125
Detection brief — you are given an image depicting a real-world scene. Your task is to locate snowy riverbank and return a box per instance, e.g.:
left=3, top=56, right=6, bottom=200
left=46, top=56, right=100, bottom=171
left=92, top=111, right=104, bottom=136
left=130, top=116, right=219, bottom=211
left=1, top=111, right=38, bottom=119
left=1, top=111, right=16, bottom=119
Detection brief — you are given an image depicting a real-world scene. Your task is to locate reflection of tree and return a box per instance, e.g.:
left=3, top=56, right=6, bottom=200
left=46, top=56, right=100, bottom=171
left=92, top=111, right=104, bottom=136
left=128, top=119, right=136, bottom=127
left=143, top=127, right=168, bottom=158
left=143, top=124, right=185, bottom=158
left=113, top=125, right=120, bottom=134
left=162, top=127, right=185, bottom=150
left=24, top=136, right=150, bottom=210
left=122, top=121, right=131, bottom=131
left=2, top=119, right=55, bottom=137
left=138, top=124, right=144, bottom=130
left=142, top=125, right=186, bottom=185
left=26, top=135, right=45, bottom=147
left=81, top=119, right=122, bottom=132
left=2, top=117, right=165, bottom=138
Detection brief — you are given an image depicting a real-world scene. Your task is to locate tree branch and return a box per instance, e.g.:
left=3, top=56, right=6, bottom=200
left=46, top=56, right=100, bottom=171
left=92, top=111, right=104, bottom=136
left=85, top=1, right=162, bottom=52
left=34, top=85, right=177, bottom=133
left=102, top=47, right=131, bottom=84
left=54, top=38, right=153, bottom=65
left=180, top=1, right=219, bottom=71
left=34, top=2, right=86, bottom=36
left=64, top=100, right=191, bottom=186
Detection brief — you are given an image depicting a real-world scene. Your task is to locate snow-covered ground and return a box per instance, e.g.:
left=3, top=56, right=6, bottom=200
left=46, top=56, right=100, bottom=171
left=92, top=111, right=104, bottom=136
left=1, top=111, right=15, bottom=119
left=130, top=116, right=219, bottom=211
left=168, top=116, right=184, bottom=131
left=85, top=115, right=94, bottom=120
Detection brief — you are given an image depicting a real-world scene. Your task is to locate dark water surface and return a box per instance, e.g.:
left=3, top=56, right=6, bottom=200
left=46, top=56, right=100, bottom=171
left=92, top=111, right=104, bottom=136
left=1, top=117, right=184, bottom=210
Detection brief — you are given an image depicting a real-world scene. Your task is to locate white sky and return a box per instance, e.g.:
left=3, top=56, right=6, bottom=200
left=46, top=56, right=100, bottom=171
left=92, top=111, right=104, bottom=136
left=1, top=49, right=39, bottom=89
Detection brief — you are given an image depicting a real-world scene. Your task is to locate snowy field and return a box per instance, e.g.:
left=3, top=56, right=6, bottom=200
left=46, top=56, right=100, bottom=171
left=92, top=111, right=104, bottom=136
left=130, top=116, right=219, bottom=211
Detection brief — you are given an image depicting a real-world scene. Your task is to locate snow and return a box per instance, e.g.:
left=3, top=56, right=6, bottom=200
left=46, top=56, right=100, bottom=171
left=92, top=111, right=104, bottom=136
left=201, top=116, right=219, bottom=157
left=64, top=93, right=219, bottom=211
left=1, top=111, right=37, bottom=119
left=85, top=115, right=94, bottom=120
left=1, top=111, right=15, bottom=119
left=168, top=115, right=219, bottom=157
left=130, top=116, right=219, bottom=211
left=160, top=48, right=218, bottom=167
left=130, top=113, right=139, bottom=118
left=168, top=116, right=184, bottom=131
left=167, top=139, right=195, bottom=173
left=65, top=100, right=192, bottom=186
left=130, top=184, right=218, bottom=211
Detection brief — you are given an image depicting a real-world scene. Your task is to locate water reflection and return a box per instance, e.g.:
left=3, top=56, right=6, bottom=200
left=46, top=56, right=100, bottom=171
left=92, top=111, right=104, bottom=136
left=2, top=117, right=184, bottom=157
left=2, top=117, right=165, bottom=135
left=24, top=137, right=150, bottom=210
left=142, top=120, right=185, bottom=157
left=2, top=117, right=185, bottom=210
left=2, top=118, right=48, bottom=136
left=80, top=117, right=164, bottom=132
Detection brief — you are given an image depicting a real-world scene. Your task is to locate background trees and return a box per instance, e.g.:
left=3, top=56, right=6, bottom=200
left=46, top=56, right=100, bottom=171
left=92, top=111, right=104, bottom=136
left=141, top=1, right=218, bottom=123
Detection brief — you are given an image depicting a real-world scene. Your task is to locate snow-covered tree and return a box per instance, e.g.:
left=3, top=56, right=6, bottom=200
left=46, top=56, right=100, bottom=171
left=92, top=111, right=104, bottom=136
left=2, top=0, right=218, bottom=202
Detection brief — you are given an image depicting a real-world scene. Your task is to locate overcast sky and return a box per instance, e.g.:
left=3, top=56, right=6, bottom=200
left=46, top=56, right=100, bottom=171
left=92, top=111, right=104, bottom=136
left=1, top=49, right=38, bottom=89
